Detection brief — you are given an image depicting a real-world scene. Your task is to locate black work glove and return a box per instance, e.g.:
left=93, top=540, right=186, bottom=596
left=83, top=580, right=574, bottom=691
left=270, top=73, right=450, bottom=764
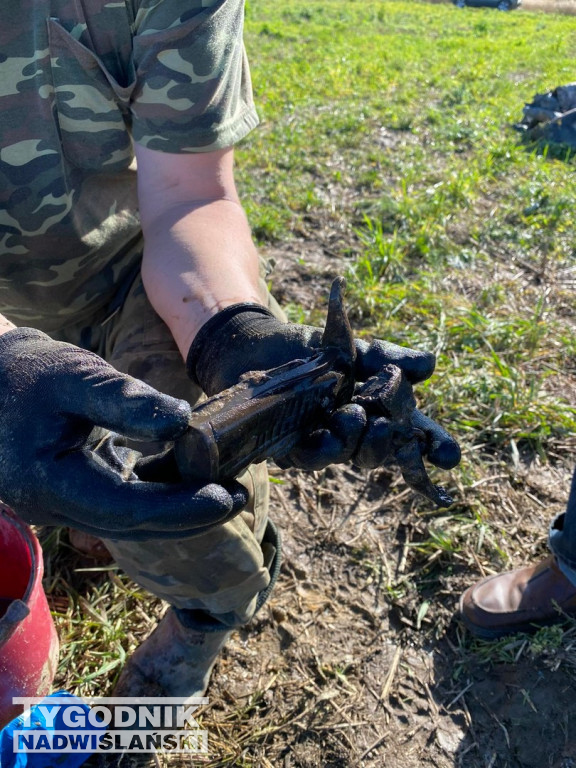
left=186, top=304, right=460, bottom=472
left=0, top=329, right=248, bottom=540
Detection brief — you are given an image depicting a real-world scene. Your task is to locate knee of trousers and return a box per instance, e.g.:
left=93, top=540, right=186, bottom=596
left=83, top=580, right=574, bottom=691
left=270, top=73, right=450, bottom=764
left=175, top=518, right=282, bottom=632
left=102, top=462, right=279, bottom=623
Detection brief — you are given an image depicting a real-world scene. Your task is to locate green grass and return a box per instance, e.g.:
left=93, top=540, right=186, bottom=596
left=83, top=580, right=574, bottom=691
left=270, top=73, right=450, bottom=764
left=240, top=0, right=576, bottom=237
left=238, top=0, right=576, bottom=471
left=46, top=0, right=576, bottom=743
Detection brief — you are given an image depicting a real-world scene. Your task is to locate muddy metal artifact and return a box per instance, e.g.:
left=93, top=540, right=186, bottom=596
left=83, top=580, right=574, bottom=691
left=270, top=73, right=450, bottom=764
left=175, top=277, right=453, bottom=508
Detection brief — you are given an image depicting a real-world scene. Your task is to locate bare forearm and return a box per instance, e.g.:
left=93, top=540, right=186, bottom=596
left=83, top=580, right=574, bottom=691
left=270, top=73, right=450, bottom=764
left=0, top=315, right=16, bottom=336
left=141, top=198, right=264, bottom=358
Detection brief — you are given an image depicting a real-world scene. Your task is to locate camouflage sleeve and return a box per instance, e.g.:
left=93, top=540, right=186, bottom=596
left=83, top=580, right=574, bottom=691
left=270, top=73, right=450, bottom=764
left=130, top=0, right=259, bottom=153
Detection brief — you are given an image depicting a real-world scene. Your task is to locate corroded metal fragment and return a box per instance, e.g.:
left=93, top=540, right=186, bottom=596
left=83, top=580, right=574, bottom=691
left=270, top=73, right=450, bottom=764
left=175, top=277, right=454, bottom=507
left=175, top=278, right=355, bottom=482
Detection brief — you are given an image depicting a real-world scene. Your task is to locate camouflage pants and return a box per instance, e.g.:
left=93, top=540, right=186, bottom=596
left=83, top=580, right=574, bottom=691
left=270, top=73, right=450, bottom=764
left=54, top=259, right=283, bottom=629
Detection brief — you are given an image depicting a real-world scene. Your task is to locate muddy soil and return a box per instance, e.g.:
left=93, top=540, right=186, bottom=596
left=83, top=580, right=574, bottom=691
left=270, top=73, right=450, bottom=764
left=47, top=232, right=576, bottom=768
left=178, top=246, right=576, bottom=768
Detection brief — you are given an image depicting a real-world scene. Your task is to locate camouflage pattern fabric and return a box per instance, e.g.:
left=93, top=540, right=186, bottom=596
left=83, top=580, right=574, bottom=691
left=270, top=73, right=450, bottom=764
left=104, top=461, right=274, bottom=622
left=0, top=0, right=258, bottom=333
left=53, top=269, right=283, bottom=621
left=0, top=0, right=278, bottom=624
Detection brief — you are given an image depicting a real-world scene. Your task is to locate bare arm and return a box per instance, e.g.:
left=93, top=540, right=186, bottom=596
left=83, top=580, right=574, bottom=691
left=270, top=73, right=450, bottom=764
left=136, top=144, right=265, bottom=359
left=0, top=315, right=16, bottom=336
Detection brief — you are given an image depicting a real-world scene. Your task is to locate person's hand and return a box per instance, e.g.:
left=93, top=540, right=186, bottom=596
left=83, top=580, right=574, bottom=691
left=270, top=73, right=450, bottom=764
left=0, top=329, right=248, bottom=540
left=186, top=303, right=460, bottom=473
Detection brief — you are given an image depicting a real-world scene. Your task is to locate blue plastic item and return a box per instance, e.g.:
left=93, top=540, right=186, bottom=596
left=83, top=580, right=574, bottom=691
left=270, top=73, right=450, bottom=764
left=0, top=691, right=106, bottom=768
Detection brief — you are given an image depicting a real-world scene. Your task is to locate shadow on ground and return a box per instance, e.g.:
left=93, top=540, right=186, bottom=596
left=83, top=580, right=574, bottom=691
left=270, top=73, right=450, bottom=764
left=433, top=625, right=576, bottom=768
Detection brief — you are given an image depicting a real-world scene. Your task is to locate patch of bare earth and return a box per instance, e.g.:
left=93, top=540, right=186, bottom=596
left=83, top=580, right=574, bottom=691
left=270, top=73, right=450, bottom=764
left=133, top=238, right=574, bottom=768
left=59, top=168, right=576, bottom=767
left=186, top=459, right=576, bottom=768
left=522, top=0, right=576, bottom=14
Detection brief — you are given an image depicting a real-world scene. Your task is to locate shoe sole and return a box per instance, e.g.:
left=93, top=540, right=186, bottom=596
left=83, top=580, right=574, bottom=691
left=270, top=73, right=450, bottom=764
left=457, top=608, right=576, bottom=639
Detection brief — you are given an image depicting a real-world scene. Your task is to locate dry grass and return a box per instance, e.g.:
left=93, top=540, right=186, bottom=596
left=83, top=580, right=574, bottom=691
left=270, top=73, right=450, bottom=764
left=521, top=0, right=576, bottom=12
left=35, top=0, right=576, bottom=765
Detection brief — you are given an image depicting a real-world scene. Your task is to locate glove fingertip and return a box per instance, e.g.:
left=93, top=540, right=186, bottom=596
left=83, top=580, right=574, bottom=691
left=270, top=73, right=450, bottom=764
left=427, top=439, right=461, bottom=470
left=126, top=396, right=192, bottom=443
left=411, top=410, right=461, bottom=469
left=355, top=339, right=436, bottom=383
left=201, top=480, right=249, bottom=516
left=403, top=351, right=436, bottom=384
left=149, top=397, right=192, bottom=438
left=330, top=403, right=367, bottom=436
left=283, top=429, right=341, bottom=471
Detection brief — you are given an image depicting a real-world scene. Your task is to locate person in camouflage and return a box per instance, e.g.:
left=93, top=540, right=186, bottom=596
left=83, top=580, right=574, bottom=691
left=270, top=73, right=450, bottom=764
left=0, top=0, right=458, bottom=699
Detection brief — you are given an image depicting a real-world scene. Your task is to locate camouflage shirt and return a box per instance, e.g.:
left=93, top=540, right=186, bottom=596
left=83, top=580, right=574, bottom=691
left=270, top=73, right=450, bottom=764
left=0, top=0, right=259, bottom=333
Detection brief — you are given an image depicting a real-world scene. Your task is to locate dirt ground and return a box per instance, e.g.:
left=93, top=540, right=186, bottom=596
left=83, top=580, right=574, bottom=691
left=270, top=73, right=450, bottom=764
left=42, top=186, right=575, bottom=767
left=43, top=44, right=576, bottom=765
left=158, top=243, right=574, bottom=768
left=513, top=0, right=576, bottom=13
left=43, top=235, right=575, bottom=768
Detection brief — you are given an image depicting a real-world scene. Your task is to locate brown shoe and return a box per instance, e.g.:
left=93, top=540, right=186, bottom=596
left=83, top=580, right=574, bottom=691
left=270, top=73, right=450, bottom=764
left=459, top=556, right=576, bottom=638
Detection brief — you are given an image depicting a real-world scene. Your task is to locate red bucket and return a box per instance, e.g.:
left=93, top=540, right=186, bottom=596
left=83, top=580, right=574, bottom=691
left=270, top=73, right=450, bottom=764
left=0, top=505, right=59, bottom=728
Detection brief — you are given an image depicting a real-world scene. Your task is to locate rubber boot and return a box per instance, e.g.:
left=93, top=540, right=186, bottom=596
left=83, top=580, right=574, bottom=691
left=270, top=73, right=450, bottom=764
left=113, top=520, right=282, bottom=700
left=112, top=607, right=231, bottom=699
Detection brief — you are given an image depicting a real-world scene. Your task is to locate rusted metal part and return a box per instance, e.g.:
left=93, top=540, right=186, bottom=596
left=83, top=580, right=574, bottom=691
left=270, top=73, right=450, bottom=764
left=351, top=366, right=416, bottom=421
left=175, top=277, right=454, bottom=507
left=175, top=278, right=356, bottom=482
